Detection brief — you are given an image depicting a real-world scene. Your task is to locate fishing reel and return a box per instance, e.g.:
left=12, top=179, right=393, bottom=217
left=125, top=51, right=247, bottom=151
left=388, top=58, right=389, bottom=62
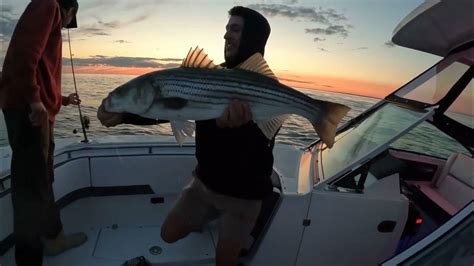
left=72, top=115, right=90, bottom=134
left=83, top=115, right=90, bottom=129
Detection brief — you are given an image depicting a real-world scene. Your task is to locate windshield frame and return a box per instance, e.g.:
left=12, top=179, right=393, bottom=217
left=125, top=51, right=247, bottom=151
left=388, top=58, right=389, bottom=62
left=315, top=103, right=434, bottom=182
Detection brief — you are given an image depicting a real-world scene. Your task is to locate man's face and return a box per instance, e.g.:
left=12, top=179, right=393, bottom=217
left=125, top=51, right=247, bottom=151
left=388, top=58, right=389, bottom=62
left=224, top=16, right=244, bottom=61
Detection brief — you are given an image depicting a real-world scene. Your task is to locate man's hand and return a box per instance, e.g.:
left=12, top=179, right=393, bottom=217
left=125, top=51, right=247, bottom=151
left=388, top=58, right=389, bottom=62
left=29, top=102, right=48, bottom=126
left=216, top=99, right=252, bottom=128
left=97, top=100, right=123, bottom=127
left=65, top=93, right=81, bottom=106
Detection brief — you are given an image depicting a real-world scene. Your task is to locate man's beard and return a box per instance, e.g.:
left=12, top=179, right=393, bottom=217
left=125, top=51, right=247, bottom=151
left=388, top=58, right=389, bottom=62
left=224, top=51, right=239, bottom=69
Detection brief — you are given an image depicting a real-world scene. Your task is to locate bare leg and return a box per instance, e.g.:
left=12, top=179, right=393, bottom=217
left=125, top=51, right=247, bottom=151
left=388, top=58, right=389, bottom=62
left=161, top=178, right=216, bottom=243
left=160, top=208, right=194, bottom=243
left=215, top=199, right=261, bottom=266
left=216, top=239, right=243, bottom=266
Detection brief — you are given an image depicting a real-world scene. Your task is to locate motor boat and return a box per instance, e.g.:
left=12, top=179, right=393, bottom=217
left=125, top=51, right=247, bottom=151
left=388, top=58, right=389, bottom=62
left=0, top=0, right=472, bottom=265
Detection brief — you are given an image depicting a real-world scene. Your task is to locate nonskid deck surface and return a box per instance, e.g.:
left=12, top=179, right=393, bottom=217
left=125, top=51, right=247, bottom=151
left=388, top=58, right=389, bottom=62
left=1, top=194, right=217, bottom=266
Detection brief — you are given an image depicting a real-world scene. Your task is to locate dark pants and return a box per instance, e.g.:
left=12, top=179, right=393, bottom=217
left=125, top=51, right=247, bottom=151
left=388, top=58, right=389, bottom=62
left=3, top=107, right=63, bottom=266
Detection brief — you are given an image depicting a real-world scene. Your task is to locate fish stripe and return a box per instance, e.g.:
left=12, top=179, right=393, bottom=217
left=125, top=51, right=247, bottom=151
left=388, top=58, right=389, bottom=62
left=158, top=77, right=320, bottom=115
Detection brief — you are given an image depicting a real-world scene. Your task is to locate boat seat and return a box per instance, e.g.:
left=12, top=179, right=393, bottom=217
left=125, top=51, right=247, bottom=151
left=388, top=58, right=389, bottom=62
left=413, top=153, right=473, bottom=215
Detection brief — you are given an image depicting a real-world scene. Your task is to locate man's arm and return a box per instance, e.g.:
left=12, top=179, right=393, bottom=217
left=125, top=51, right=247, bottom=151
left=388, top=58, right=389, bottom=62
left=216, top=99, right=252, bottom=128
left=9, top=1, right=59, bottom=104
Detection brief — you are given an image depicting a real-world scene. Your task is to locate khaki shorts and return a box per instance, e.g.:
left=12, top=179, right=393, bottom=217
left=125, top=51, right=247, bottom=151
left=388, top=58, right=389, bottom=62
left=170, top=177, right=262, bottom=246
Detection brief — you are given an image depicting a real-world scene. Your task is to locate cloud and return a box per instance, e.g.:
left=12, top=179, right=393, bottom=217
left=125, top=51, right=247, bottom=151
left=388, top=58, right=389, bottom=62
left=79, top=0, right=160, bottom=15
left=76, top=14, right=151, bottom=38
left=0, top=5, right=18, bottom=42
left=0, top=4, right=151, bottom=41
left=121, top=1, right=165, bottom=11
left=248, top=4, right=346, bottom=25
left=79, top=27, right=110, bottom=36
left=96, top=14, right=150, bottom=28
left=247, top=4, right=350, bottom=44
left=384, top=40, right=396, bottom=48
left=79, top=1, right=120, bottom=13
left=322, top=8, right=347, bottom=21
left=129, top=14, right=150, bottom=24
left=156, top=58, right=183, bottom=62
left=63, top=56, right=181, bottom=69
left=305, top=25, right=349, bottom=38
left=114, top=40, right=131, bottom=44
left=1, top=5, right=13, bottom=13
left=98, top=20, right=120, bottom=29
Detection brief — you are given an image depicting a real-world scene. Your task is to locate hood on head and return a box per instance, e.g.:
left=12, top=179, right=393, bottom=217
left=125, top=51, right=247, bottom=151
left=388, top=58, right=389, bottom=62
left=226, top=6, right=271, bottom=68
left=57, top=0, right=79, bottom=28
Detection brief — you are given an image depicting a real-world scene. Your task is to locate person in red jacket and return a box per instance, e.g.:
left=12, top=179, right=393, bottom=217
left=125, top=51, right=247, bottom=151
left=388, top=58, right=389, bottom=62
left=0, top=0, right=87, bottom=265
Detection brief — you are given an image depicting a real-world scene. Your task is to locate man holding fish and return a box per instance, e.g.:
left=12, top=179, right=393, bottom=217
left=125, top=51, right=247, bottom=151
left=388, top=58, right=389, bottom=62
left=98, top=6, right=348, bottom=266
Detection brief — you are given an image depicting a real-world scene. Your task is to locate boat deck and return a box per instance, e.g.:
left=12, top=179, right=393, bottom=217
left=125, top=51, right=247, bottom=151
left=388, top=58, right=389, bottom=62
left=1, top=194, right=218, bottom=266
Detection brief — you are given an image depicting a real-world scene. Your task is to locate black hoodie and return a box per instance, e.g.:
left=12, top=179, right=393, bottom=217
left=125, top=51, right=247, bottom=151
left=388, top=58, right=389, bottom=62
left=194, top=7, right=273, bottom=199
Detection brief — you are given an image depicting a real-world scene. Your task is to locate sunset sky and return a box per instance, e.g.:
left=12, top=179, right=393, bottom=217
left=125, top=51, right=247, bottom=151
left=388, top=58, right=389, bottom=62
left=0, top=0, right=441, bottom=98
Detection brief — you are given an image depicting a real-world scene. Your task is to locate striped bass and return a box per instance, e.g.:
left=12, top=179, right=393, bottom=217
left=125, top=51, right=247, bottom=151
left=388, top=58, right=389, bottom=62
left=103, top=47, right=350, bottom=147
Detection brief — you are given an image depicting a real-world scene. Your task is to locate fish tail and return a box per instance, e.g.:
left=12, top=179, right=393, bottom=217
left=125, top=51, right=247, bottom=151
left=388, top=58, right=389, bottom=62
left=311, top=102, right=350, bottom=148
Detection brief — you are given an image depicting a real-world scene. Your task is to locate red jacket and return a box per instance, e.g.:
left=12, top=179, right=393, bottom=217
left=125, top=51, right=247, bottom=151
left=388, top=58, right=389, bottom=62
left=0, top=0, right=65, bottom=122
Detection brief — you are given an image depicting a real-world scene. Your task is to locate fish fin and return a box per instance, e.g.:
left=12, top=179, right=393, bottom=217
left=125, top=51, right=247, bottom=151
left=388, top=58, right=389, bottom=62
left=157, top=97, right=188, bottom=109
left=236, top=53, right=278, bottom=80
left=171, top=120, right=195, bottom=146
left=181, top=46, right=223, bottom=69
left=312, top=102, right=350, bottom=148
left=256, top=114, right=290, bottom=139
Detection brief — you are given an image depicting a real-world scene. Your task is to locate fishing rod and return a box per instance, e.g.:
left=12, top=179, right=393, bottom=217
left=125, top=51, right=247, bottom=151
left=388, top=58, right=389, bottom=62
left=67, top=29, right=90, bottom=143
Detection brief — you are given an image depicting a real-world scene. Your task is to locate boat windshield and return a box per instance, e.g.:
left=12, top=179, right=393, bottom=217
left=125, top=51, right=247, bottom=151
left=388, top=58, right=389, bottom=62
left=445, top=78, right=473, bottom=128
left=320, top=103, right=431, bottom=179
left=394, top=47, right=473, bottom=105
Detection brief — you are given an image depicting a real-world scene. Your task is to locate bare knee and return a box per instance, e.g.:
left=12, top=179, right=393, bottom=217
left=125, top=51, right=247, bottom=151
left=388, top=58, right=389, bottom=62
left=160, top=226, right=176, bottom=243
left=160, top=214, right=190, bottom=243
left=160, top=223, right=184, bottom=243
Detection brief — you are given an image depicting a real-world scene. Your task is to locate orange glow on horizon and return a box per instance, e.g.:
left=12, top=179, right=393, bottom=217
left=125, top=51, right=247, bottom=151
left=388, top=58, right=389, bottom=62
left=63, top=65, right=158, bottom=76
left=276, top=72, right=399, bottom=99
left=64, top=66, right=400, bottom=99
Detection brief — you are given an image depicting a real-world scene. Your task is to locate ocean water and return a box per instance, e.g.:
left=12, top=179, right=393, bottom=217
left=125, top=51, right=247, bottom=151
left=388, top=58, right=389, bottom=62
left=0, top=73, right=469, bottom=158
